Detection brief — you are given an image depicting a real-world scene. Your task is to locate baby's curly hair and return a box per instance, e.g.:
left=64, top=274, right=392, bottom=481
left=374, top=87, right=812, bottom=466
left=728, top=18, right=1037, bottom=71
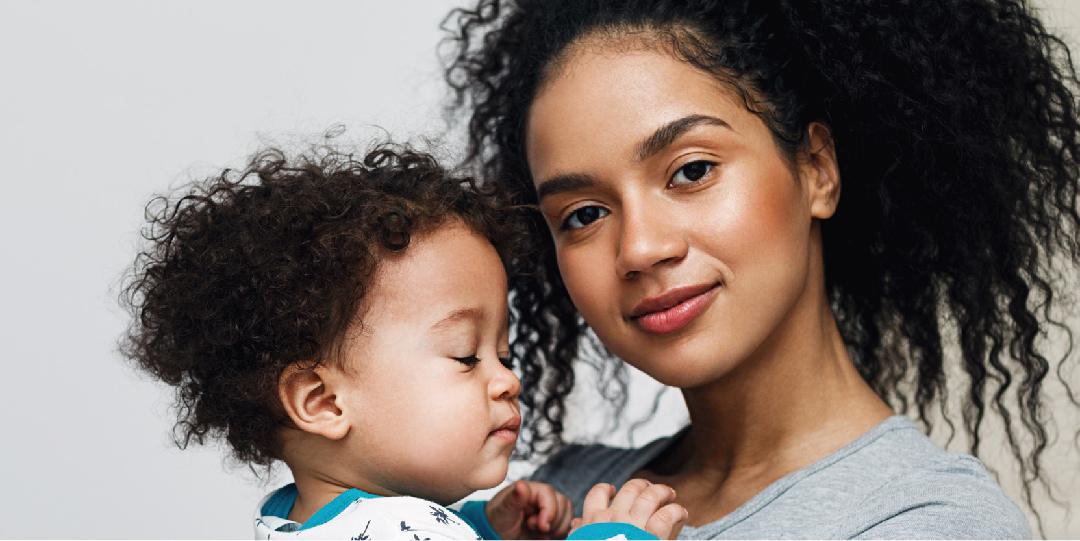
left=121, top=144, right=520, bottom=466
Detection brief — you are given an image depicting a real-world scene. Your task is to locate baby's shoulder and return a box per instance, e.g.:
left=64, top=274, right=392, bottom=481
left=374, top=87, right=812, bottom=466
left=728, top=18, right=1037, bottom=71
left=355, top=497, right=480, bottom=538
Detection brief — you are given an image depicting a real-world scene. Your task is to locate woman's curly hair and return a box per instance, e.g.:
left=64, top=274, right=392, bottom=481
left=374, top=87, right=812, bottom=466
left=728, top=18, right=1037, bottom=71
left=120, top=144, right=522, bottom=466
left=442, top=0, right=1080, bottom=526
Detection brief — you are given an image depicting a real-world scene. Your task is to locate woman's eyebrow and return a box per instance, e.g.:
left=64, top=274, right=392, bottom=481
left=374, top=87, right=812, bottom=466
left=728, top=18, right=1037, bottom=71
left=636, top=114, right=732, bottom=161
left=535, top=172, right=597, bottom=202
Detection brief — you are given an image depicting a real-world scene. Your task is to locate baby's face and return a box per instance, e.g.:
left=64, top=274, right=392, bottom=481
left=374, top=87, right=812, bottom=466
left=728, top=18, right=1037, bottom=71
left=335, top=220, right=520, bottom=504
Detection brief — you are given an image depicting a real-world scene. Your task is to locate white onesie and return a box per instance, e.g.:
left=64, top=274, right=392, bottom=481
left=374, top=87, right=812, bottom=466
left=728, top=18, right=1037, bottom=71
left=254, top=484, right=489, bottom=539
left=254, top=483, right=657, bottom=540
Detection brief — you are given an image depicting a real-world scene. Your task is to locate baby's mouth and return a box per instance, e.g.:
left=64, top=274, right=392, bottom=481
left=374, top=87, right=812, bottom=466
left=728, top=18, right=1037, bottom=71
left=489, top=415, right=521, bottom=442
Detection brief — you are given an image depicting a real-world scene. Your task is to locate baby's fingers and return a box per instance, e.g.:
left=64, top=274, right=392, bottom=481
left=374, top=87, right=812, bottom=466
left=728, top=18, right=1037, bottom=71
left=609, top=478, right=651, bottom=515
left=581, top=483, right=616, bottom=520
left=644, top=502, right=689, bottom=540
left=628, top=482, right=677, bottom=525
left=570, top=517, right=583, bottom=532
left=533, top=484, right=559, bottom=531
left=550, top=492, right=573, bottom=537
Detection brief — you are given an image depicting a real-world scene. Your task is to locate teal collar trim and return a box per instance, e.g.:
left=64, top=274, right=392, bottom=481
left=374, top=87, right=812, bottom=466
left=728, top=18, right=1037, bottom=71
left=262, top=483, right=384, bottom=531
left=303, top=488, right=375, bottom=530
left=261, top=484, right=299, bottom=520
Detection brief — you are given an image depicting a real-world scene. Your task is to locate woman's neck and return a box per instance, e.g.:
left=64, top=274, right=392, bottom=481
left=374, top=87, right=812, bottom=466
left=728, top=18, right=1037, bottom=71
left=641, top=287, right=892, bottom=523
left=681, top=316, right=890, bottom=476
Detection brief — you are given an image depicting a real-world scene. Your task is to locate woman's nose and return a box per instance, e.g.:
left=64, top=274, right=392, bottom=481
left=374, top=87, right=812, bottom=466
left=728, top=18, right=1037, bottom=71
left=614, top=200, right=689, bottom=279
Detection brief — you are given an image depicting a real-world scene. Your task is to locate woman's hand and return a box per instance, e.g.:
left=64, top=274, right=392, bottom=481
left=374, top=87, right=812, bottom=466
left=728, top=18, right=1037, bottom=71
left=486, top=480, right=574, bottom=539
left=570, top=479, right=688, bottom=539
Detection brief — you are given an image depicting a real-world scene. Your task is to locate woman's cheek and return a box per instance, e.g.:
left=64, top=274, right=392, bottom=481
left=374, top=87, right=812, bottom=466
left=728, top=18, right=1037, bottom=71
left=557, top=241, right=616, bottom=325
left=717, top=163, right=806, bottom=251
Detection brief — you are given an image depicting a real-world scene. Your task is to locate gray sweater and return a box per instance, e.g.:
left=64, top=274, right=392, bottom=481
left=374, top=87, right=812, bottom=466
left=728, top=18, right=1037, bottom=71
left=531, top=416, right=1030, bottom=539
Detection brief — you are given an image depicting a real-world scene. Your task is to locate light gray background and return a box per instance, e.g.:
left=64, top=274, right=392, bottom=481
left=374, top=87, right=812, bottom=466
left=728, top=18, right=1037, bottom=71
left=1, top=1, right=1077, bottom=538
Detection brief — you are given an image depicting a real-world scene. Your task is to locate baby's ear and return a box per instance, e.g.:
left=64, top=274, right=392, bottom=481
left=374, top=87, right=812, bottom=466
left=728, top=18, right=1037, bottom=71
left=278, top=362, right=350, bottom=440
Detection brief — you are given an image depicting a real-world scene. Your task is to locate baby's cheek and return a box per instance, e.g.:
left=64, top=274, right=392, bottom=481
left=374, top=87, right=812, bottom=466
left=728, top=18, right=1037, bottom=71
left=396, top=404, right=487, bottom=493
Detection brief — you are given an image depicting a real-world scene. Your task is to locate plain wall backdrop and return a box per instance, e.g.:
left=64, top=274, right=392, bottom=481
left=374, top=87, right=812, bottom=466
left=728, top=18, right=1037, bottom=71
left=1, top=1, right=1078, bottom=538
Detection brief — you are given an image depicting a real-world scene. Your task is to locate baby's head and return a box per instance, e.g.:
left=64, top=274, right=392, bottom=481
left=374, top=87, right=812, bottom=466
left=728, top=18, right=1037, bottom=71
left=123, top=145, right=522, bottom=505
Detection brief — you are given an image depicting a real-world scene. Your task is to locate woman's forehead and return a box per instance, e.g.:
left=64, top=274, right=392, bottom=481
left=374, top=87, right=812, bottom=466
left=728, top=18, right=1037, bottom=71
left=525, top=48, right=761, bottom=180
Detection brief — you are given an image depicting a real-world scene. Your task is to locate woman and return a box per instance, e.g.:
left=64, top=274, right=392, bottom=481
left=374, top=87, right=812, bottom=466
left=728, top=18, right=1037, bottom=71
left=444, top=0, right=1080, bottom=537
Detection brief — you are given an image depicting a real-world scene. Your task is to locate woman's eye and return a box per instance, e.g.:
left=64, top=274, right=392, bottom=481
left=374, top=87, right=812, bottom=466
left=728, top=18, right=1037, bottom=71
left=452, top=355, right=481, bottom=368
left=669, top=160, right=715, bottom=187
left=560, top=206, right=610, bottom=230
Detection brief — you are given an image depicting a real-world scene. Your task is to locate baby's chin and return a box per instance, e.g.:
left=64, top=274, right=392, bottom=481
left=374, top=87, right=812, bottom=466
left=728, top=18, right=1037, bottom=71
left=413, top=459, right=511, bottom=506
left=467, top=457, right=512, bottom=493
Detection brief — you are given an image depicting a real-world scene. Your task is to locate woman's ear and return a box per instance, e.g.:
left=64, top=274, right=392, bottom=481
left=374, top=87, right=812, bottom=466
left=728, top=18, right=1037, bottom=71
left=278, top=363, right=350, bottom=441
left=799, top=122, right=841, bottom=219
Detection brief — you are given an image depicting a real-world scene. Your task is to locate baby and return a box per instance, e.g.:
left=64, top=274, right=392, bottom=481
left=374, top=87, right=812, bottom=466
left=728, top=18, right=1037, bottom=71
left=122, top=145, right=687, bottom=539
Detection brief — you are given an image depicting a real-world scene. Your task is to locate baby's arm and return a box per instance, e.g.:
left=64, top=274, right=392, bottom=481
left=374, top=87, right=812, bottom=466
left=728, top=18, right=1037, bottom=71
left=568, top=479, right=688, bottom=540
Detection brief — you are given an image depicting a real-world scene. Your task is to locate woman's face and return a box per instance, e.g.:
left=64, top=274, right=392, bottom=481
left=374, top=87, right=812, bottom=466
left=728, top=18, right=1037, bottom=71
left=525, top=46, right=838, bottom=388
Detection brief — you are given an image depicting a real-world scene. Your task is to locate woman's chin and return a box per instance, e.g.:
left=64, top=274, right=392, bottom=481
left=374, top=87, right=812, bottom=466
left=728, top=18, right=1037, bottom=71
left=617, top=345, right=746, bottom=389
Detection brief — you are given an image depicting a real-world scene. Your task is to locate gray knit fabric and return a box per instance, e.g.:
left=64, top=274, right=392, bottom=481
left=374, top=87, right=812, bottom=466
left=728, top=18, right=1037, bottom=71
left=531, top=416, right=1030, bottom=539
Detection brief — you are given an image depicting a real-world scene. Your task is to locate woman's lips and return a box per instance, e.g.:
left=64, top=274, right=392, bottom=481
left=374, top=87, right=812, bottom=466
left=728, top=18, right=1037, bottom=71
left=629, top=283, right=721, bottom=334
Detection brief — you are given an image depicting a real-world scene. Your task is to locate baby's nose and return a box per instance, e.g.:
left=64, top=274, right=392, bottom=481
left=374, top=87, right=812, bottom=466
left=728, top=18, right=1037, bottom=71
left=491, top=364, right=521, bottom=401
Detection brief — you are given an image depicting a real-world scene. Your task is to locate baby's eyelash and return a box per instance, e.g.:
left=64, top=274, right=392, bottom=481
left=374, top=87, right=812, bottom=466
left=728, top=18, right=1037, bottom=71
left=452, top=355, right=481, bottom=367
left=452, top=354, right=514, bottom=369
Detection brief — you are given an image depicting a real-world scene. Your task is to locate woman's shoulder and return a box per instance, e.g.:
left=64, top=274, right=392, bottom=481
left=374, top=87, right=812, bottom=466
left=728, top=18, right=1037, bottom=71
left=712, top=416, right=1032, bottom=539
left=839, top=453, right=1032, bottom=538
left=845, top=425, right=1031, bottom=539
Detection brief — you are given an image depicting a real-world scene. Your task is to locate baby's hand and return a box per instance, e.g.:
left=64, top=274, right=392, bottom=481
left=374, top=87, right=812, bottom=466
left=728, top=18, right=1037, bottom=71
left=486, top=480, right=573, bottom=539
left=570, top=479, right=688, bottom=540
